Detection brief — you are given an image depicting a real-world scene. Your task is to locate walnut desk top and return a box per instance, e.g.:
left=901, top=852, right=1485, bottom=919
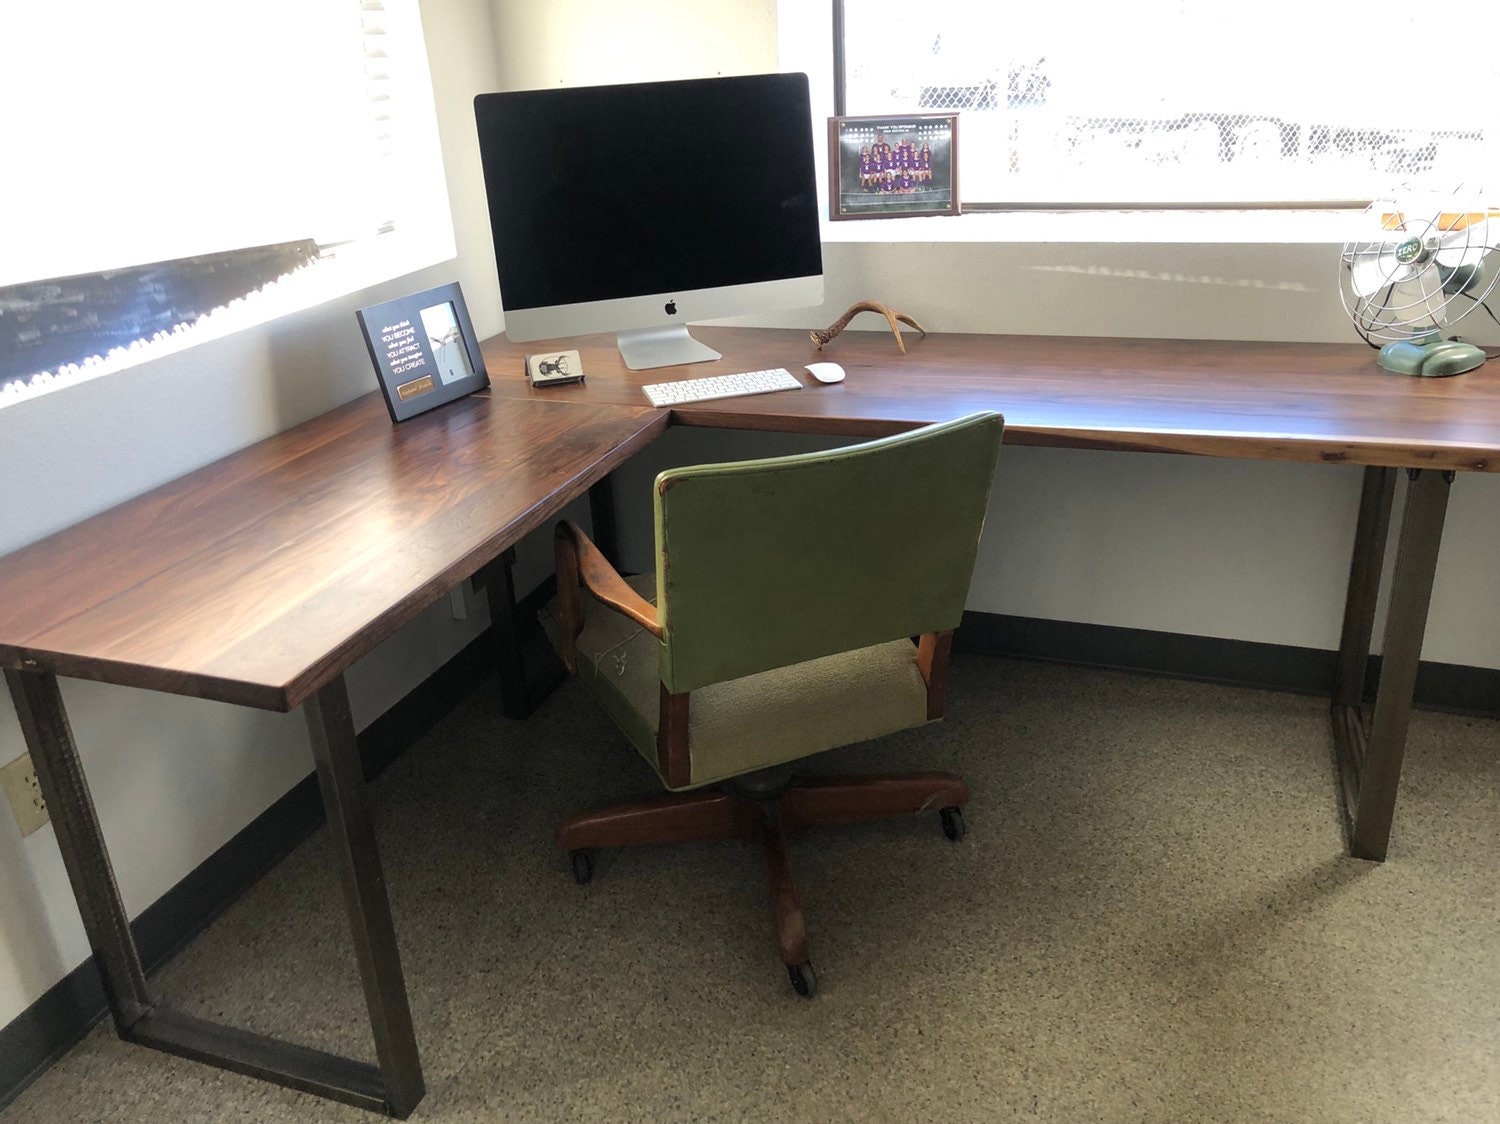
left=482, top=326, right=1500, bottom=472
left=8, top=325, right=1500, bottom=714
left=0, top=393, right=664, bottom=711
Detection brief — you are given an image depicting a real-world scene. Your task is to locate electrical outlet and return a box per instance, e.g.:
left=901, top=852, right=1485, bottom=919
left=1, top=753, right=50, bottom=836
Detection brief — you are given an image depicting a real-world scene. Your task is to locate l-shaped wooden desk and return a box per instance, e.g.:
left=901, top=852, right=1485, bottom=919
left=4, top=325, right=1498, bottom=1117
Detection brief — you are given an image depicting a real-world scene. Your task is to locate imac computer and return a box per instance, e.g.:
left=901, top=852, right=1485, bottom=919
left=473, top=72, right=824, bottom=370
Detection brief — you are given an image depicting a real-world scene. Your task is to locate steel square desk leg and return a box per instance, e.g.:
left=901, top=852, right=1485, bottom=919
left=4, top=668, right=424, bottom=1117
left=1330, top=467, right=1452, bottom=861
left=5, top=669, right=153, bottom=1030
left=482, top=476, right=617, bottom=719
left=588, top=474, right=620, bottom=565
left=1332, top=467, right=1396, bottom=709
left=303, top=677, right=425, bottom=1113
left=484, top=548, right=565, bottom=719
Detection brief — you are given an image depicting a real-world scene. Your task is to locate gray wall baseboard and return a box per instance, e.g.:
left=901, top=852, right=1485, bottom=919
left=956, top=610, right=1500, bottom=717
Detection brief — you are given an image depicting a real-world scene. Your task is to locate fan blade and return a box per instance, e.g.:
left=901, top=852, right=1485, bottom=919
left=1413, top=257, right=1448, bottom=326
left=1367, top=285, right=1434, bottom=340
left=1377, top=256, right=1449, bottom=335
left=1435, top=223, right=1493, bottom=269
left=1351, top=251, right=1416, bottom=298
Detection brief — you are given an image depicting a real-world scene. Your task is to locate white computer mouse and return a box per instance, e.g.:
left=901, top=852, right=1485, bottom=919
left=805, top=361, right=845, bottom=384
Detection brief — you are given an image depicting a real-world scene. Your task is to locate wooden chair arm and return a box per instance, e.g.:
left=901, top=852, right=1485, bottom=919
left=553, top=521, right=663, bottom=673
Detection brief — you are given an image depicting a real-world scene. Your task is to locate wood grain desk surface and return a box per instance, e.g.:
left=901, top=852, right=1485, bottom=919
left=482, top=326, right=1500, bottom=472
left=8, top=325, right=1500, bottom=713
left=0, top=394, right=665, bottom=711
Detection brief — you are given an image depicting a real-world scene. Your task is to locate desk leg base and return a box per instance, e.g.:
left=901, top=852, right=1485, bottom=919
left=3, top=668, right=424, bottom=1118
left=129, top=1007, right=394, bottom=1115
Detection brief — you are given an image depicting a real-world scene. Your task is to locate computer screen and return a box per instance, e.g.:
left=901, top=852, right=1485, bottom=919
left=474, top=72, right=824, bottom=370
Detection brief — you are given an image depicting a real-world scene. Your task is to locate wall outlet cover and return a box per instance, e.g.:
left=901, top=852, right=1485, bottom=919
left=1, top=753, right=50, bottom=836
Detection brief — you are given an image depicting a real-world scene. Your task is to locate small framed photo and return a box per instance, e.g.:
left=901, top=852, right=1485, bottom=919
left=356, top=282, right=489, bottom=422
left=828, top=114, right=959, bottom=221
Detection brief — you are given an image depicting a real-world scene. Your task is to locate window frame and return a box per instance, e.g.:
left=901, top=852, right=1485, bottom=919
left=828, top=0, right=1376, bottom=214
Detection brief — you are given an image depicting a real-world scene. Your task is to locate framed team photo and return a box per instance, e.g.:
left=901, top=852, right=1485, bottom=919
left=828, top=113, right=959, bottom=221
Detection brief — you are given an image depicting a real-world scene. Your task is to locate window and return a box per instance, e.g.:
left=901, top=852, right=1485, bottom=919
left=834, top=0, right=1499, bottom=210
left=0, top=0, right=452, bottom=407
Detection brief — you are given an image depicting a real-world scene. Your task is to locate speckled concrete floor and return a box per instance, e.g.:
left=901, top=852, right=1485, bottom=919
left=5, top=656, right=1498, bottom=1123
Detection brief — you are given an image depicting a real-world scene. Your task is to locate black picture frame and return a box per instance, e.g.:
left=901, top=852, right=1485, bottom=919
left=828, top=113, right=960, bottom=221
left=356, top=283, right=489, bottom=422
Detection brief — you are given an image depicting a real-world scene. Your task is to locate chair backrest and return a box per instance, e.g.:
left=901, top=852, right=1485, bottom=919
left=652, top=411, right=1003, bottom=694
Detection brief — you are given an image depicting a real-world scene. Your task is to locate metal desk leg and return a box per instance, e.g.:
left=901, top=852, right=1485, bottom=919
left=1330, top=467, right=1452, bottom=861
left=5, top=669, right=153, bottom=1030
left=4, top=669, right=425, bottom=1118
left=304, top=677, right=424, bottom=1112
left=483, top=548, right=566, bottom=720
left=588, top=474, right=620, bottom=565
left=485, top=548, right=533, bottom=719
left=1332, top=467, right=1396, bottom=710
left=482, top=475, right=618, bottom=719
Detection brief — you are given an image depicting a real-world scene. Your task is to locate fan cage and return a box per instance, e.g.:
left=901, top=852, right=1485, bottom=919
left=1340, top=203, right=1500, bottom=345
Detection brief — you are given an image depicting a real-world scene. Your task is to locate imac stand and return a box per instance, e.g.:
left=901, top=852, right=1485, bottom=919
left=617, top=325, right=722, bottom=370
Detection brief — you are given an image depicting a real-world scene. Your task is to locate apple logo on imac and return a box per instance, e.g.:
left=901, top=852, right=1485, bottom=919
left=664, top=300, right=677, bottom=316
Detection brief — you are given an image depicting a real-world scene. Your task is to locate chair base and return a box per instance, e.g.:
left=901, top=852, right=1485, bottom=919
left=554, top=771, right=969, bottom=992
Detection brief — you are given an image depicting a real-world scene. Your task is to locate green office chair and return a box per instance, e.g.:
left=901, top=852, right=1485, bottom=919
left=546, top=412, right=1004, bottom=996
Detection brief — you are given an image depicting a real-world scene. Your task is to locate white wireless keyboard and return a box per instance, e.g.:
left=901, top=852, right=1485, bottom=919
left=641, top=367, right=802, bottom=408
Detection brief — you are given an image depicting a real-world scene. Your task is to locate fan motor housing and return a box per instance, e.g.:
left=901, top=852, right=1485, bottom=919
left=1393, top=236, right=1433, bottom=265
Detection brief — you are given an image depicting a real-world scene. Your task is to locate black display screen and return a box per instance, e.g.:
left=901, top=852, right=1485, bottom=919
left=474, top=73, right=823, bottom=312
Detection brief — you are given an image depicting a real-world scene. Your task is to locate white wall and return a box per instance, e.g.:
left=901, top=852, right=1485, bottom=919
left=488, top=0, right=776, bottom=89
left=5, top=0, right=1498, bottom=1043
left=0, top=0, right=510, bottom=1031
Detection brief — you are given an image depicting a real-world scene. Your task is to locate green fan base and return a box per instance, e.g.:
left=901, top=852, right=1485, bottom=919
left=1377, top=334, right=1486, bottom=378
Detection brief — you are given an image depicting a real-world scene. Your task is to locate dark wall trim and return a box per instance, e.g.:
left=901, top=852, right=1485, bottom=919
left=0, top=624, right=502, bottom=1112
left=956, top=610, right=1500, bottom=717
left=831, top=0, right=847, bottom=117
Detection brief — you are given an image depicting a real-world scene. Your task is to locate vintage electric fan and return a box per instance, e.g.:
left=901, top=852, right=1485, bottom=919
left=1339, top=195, right=1500, bottom=375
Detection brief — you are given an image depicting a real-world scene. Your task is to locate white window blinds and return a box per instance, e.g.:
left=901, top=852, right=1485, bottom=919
left=838, top=0, right=1499, bottom=208
left=1, top=0, right=445, bottom=286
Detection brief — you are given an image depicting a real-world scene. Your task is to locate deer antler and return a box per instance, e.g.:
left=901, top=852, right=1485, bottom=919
left=810, top=301, right=928, bottom=355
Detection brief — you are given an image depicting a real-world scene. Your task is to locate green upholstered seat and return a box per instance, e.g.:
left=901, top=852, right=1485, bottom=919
left=545, top=411, right=1004, bottom=994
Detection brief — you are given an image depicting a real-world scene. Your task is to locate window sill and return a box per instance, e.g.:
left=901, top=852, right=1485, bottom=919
left=820, top=208, right=1364, bottom=245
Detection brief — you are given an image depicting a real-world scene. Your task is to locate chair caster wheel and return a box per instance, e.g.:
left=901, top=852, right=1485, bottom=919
left=569, top=849, right=595, bottom=885
left=940, top=806, right=966, bottom=842
left=787, top=961, right=817, bottom=998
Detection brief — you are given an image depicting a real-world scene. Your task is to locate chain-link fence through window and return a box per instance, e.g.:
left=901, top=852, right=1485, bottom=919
left=838, top=1, right=1498, bottom=207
